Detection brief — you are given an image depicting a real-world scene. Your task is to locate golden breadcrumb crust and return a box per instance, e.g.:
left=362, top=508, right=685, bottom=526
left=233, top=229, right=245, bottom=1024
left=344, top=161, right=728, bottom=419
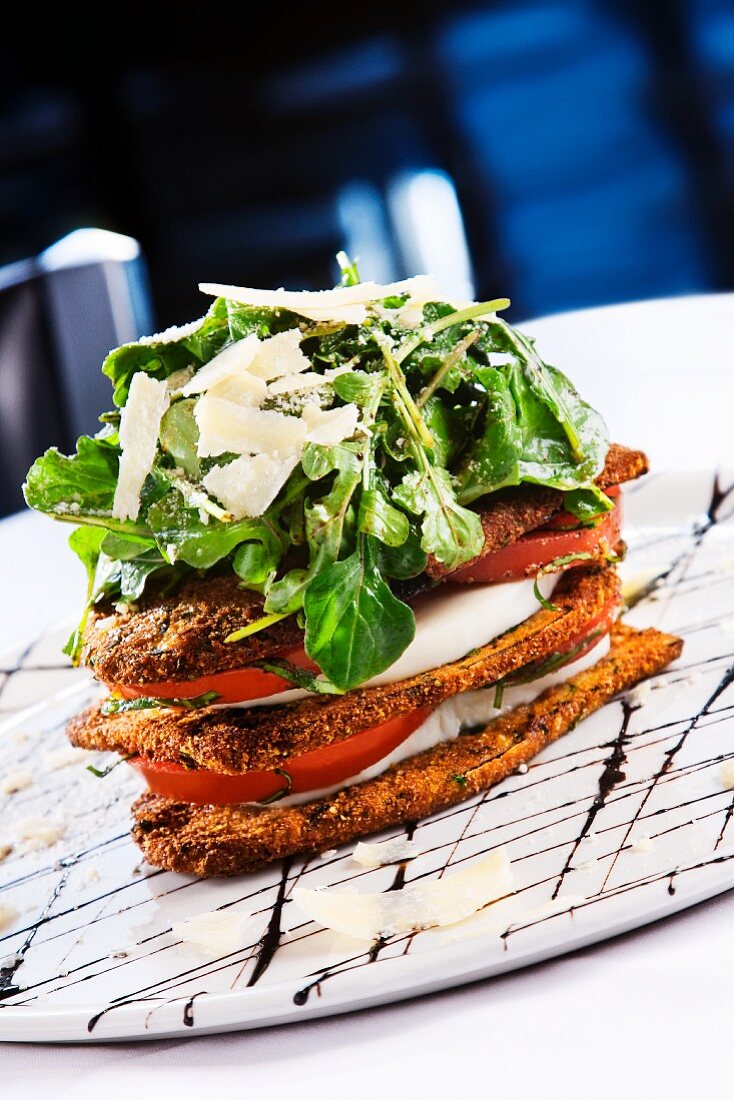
left=82, top=444, right=646, bottom=686
left=69, top=564, right=620, bottom=772
left=83, top=573, right=304, bottom=686
left=131, top=621, right=682, bottom=876
left=427, top=443, right=647, bottom=580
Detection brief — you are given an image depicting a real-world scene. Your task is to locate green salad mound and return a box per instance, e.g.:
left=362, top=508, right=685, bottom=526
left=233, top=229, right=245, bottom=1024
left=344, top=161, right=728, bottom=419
left=24, top=258, right=610, bottom=693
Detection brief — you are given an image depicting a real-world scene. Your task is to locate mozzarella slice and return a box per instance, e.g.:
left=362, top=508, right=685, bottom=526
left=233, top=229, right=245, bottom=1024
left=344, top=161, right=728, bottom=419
left=112, top=373, right=170, bottom=521
left=293, top=848, right=513, bottom=940
left=302, top=402, right=360, bottom=445
left=202, top=453, right=299, bottom=519
left=195, top=397, right=306, bottom=458
left=180, top=333, right=261, bottom=396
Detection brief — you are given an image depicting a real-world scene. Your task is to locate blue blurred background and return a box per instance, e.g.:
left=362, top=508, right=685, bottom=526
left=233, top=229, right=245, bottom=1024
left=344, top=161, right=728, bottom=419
left=1, top=0, right=734, bottom=513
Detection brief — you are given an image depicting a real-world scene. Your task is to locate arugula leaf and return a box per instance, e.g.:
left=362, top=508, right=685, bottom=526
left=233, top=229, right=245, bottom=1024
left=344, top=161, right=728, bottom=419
left=159, top=399, right=201, bottom=478
left=102, top=299, right=230, bottom=407
left=564, top=485, right=614, bottom=524
left=258, top=659, right=344, bottom=695
left=147, top=491, right=284, bottom=572
left=62, top=527, right=106, bottom=663
left=101, top=690, right=220, bottom=715
left=357, top=488, right=409, bottom=547
left=303, top=535, right=415, bottom=691
left=455, top=364, right=521, bottom=502
left=337, top=250, right=361, bottom=287
left=23, top=435, right=126, bottom=527
left=376, top=525, right=428, bottom=579
left=394, top=464, right=483, bottom=570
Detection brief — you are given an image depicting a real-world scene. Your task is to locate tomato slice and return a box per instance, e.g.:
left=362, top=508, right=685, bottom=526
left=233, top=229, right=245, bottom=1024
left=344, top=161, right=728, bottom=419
left=105, top=646, right=318, bottom=705
left=131, top=705, right=434, bottom=806
left=450, top=493, right=623, bottom=584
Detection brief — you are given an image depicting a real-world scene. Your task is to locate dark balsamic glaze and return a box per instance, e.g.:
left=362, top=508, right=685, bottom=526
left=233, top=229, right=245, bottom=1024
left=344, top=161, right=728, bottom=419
left=293, top=826, right=417, bottom=1005
left=551, top=702, right=635, bottom=899
left=247, top=856, right=294, bottom=987
left=183, top=990, right=206, bottom=1027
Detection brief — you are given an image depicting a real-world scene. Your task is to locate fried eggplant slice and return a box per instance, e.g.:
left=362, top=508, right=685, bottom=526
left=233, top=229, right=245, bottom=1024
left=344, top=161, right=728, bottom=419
left=69, top=565, right=619, bottom=772
left=131, top=621, right=682, bottom=876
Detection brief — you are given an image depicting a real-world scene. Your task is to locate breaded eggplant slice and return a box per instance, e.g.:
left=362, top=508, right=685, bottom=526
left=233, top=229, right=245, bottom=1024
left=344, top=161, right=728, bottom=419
left=131, top=622, right=682, bottom=876
left=83, top=574, right=304, bottom=687
left=69, top=565, right=620, bottom=773
left=427, top=442, right=647, bottom=581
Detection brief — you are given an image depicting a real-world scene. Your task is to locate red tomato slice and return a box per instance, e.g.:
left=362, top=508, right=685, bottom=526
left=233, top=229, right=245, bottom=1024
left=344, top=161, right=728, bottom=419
left=131, top=706, right=434, bottom=806
left=450, top=494, right=623, bottom=584
left=105, top=647, right=318, bottom=705
left=551, top=595, right=618, bottom=659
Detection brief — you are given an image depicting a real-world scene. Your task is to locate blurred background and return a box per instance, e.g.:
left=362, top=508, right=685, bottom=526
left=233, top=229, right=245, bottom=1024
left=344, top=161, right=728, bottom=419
left=2, top=0, right=734, bottom=514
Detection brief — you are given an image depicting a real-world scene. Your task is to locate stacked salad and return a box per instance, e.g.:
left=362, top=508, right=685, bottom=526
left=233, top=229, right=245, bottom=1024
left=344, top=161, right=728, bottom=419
left=24, top=258, right=611, bottom=694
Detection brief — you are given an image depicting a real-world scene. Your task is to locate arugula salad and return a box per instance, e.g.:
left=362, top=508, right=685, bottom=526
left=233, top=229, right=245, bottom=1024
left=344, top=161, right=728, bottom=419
left=24, top=257, right=610, bottom=693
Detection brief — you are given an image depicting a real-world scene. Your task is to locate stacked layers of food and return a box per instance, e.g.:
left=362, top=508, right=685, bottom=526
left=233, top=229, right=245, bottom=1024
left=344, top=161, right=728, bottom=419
left=24, top=265, right=682, bottom=876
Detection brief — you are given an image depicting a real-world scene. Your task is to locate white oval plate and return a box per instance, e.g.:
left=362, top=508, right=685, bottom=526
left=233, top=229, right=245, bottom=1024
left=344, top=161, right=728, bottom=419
left=0, top=466, right=732, bottom=1042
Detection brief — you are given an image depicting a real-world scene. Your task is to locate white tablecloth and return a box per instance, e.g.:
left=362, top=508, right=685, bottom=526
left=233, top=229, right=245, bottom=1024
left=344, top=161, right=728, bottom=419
left=2, top=294, right=733, bottom=1097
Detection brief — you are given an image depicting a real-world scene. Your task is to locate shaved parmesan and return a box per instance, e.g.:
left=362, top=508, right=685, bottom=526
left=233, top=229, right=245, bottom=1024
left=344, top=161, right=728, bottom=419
left=112, top=374, right=170, bottom=521
left=248, top=329, right=311, bottom=380
left=195, top=397, right=306, bottom=458
left=352, top=836, right=418, bottom=869
left=207, top=373, right=268, bottom=407
left=0, top=905, right=18, bottom=934
left=173, top=908, right=254, bottom=956
left=15, top=815, right=65, bottom=851
left=199, top=275, right=447, bottom=325
left=1, top=771, right=33, bottom=795
left=180, top=333, right=261, bottom=396
left=203, top=453, right=298, bottom=519
left=267, top=364, right=351, bottom=397
left=302, top=402, right=360, bottom=445
left=293, top=848, right=513, bottom=940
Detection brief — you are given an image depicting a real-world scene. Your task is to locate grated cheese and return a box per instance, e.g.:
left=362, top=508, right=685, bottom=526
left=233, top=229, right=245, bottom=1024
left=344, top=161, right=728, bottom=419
left=203, top=453, right=299, bottom=519
left=112, top=373, right=170, bottom=521
left=137, top=315, right=209, bottom=346
left=293, top=848, right=513, bottom=940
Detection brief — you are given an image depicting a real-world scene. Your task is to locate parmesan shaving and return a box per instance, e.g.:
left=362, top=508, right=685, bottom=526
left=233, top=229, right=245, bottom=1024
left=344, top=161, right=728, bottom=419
left=14, top=815, right=65, bottom=850
left=199, top=275, right=446, bottom=325
left=203, top=453, right=299, bottom=519
left=112, top=373, right=170, bottom=521
left=0, top=905, right=18, bottom=934
left=293, top=848, right=513, bottom=940
left=352, top=836, right=418, bottom=869
left=267, top=364, right=351, bottom=396
left=1, top=771, right=33, bottom=795
left=172, top=908, right=254, bottom=956
left=302, top=402, right=360, bottom=445
left=195, top=397, right=306, bottom=458
left=248, top=329, right=311, bottom=380
left=720, top=761, right=734, bottom=790
left=180, top=333, right=261, bottom=396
